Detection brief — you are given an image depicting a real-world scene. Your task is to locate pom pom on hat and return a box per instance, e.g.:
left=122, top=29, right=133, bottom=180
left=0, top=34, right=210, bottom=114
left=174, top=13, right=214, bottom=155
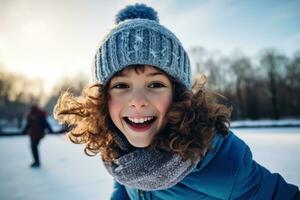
left=115, top=3, right=159, bottom=24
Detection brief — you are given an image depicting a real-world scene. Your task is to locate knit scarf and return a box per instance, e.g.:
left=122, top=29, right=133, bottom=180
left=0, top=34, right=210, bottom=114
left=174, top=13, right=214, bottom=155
left=103, top=128, right=199, bottom=191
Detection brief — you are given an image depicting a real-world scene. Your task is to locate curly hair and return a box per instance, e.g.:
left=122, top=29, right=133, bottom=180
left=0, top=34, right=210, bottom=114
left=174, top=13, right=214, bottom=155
left=152, top=74, right=231, bottom=162
left=53, top=65, right=231, bottom=162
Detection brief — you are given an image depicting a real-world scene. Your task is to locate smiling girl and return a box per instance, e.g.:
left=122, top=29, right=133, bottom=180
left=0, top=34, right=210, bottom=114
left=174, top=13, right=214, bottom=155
left=54, top=4, right=299, bottom=200
left=108, top=66, right=173, bottom=148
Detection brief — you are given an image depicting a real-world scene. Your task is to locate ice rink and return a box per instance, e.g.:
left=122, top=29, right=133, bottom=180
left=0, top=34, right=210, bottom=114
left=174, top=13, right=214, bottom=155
left=0, top=127, right=299, bottom=200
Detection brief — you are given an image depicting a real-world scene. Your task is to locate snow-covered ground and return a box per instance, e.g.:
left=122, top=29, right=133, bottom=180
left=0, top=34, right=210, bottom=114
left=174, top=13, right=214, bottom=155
left=0, top=135, right=114, bottom=200
left=231, top=119, right=300, bottom=127
left=0, top=128, right=299, bottom=200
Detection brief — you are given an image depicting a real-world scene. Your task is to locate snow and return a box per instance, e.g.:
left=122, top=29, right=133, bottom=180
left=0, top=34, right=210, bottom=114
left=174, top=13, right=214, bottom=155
left=231, top=119, right=300, bottom=128
left=0, top=135, right=113, bottom=200
left=0, top=128, right=299, bottom=199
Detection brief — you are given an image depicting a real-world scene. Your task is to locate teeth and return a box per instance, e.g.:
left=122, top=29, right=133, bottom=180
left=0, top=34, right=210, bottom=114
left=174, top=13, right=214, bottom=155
left=128, top=116, right=154, bottom=124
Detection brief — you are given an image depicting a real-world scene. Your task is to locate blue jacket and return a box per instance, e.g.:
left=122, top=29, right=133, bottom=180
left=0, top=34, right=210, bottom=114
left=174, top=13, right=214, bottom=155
left=111, top=132, right=300, bottom=200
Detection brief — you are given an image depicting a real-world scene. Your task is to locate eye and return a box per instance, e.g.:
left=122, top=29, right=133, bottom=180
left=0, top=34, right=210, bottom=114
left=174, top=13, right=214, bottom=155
left=111, top=83, right=129, bottom=89
left=148, top=82, right=166, bottom=88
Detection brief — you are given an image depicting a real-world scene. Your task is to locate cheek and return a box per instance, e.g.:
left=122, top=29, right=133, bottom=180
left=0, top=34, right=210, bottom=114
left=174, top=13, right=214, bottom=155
left=108, top=97, right=123, bottom=120
left=155, top=92, right=173, bottom=115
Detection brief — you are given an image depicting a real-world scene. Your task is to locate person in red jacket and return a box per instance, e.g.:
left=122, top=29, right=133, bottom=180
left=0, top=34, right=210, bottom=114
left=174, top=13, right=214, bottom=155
left=23, top=105, right=53, bottom=168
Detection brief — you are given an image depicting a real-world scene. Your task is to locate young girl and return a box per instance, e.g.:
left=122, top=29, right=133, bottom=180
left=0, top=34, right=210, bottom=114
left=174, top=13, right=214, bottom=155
left=54, top=4, right=299, bottom=200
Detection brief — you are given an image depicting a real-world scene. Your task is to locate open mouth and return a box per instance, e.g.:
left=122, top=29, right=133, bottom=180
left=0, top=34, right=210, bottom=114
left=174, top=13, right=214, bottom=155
left=123, top=116, right=157, bottom=132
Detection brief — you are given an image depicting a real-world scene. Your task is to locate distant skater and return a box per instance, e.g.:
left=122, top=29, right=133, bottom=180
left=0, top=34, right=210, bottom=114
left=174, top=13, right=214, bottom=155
left=23, top=105, right=53, bottom=168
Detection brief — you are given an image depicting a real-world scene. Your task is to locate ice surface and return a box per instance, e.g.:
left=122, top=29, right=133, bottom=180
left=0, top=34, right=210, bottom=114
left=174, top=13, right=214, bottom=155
left=0, top=135, right=113, bottom=200
left=231, top=119, right=300, bottom=127
left=0, top=128, right=299, bottom=199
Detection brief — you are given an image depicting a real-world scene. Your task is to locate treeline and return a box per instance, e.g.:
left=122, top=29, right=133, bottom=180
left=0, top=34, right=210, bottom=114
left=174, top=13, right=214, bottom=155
left=0, top=67, right=44, bottom=127
left=0, top=65, right=88, bottom=128
left=1, top=47, right=299, bottom=125
left=189, top=47, right=300, bottom=120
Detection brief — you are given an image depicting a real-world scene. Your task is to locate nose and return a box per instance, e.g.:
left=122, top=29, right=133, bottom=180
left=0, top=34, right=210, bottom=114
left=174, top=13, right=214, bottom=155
left=129, top=89, right=149, bottom=109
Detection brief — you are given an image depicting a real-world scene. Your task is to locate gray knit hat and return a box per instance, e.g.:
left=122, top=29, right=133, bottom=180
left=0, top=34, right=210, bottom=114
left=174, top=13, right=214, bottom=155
left=92, top=4, right=192, bottom=89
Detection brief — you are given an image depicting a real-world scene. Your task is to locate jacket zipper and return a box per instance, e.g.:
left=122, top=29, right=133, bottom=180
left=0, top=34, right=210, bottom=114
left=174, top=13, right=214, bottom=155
left=138, top=189, right=146, bottom=200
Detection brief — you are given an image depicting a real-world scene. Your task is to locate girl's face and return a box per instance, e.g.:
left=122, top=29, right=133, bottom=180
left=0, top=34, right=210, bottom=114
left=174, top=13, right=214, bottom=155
left=108, top=66, right=173, bottom=147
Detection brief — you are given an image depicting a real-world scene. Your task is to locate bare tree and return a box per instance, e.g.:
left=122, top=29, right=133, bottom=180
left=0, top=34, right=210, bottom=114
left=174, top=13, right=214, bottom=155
left=260, top=49, right=288, bottom=119
left=228, top=52, right=264, bottom=119
left=0, top=65, right=45, bottom=129
left=284, top=52, right=300, bottom=116
left=44, top=73, right=89, bottom=115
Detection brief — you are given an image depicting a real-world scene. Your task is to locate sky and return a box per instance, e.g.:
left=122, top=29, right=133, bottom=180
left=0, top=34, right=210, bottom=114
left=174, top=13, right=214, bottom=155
left=1, top=0, right=300, bottom=93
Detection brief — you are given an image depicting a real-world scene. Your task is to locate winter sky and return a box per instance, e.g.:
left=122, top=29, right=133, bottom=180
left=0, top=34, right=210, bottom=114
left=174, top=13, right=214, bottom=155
left=1, top=0, right=300, bottom=93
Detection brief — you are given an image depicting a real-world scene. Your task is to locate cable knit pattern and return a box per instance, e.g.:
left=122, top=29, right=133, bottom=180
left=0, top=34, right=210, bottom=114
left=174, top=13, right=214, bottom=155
left=104, top=147, right=199, bottom=191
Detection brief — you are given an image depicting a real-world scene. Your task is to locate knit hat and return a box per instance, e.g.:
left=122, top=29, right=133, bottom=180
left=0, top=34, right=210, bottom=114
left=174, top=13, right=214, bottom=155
left=92, top=4, right=192, bottom=89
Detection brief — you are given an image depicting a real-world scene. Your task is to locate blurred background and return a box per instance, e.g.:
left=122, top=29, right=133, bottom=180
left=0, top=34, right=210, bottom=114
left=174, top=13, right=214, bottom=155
left=0, top=0, right=299, bottom=199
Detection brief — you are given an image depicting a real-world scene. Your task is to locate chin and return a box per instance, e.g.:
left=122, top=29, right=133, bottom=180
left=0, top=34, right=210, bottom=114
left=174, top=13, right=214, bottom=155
left=128, top=139, right=151, bottom=148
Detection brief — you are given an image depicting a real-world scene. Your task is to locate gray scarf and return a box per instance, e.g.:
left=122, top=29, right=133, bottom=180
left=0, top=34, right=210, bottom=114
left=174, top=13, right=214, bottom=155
left=103, top=136, right=199, bottom=191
